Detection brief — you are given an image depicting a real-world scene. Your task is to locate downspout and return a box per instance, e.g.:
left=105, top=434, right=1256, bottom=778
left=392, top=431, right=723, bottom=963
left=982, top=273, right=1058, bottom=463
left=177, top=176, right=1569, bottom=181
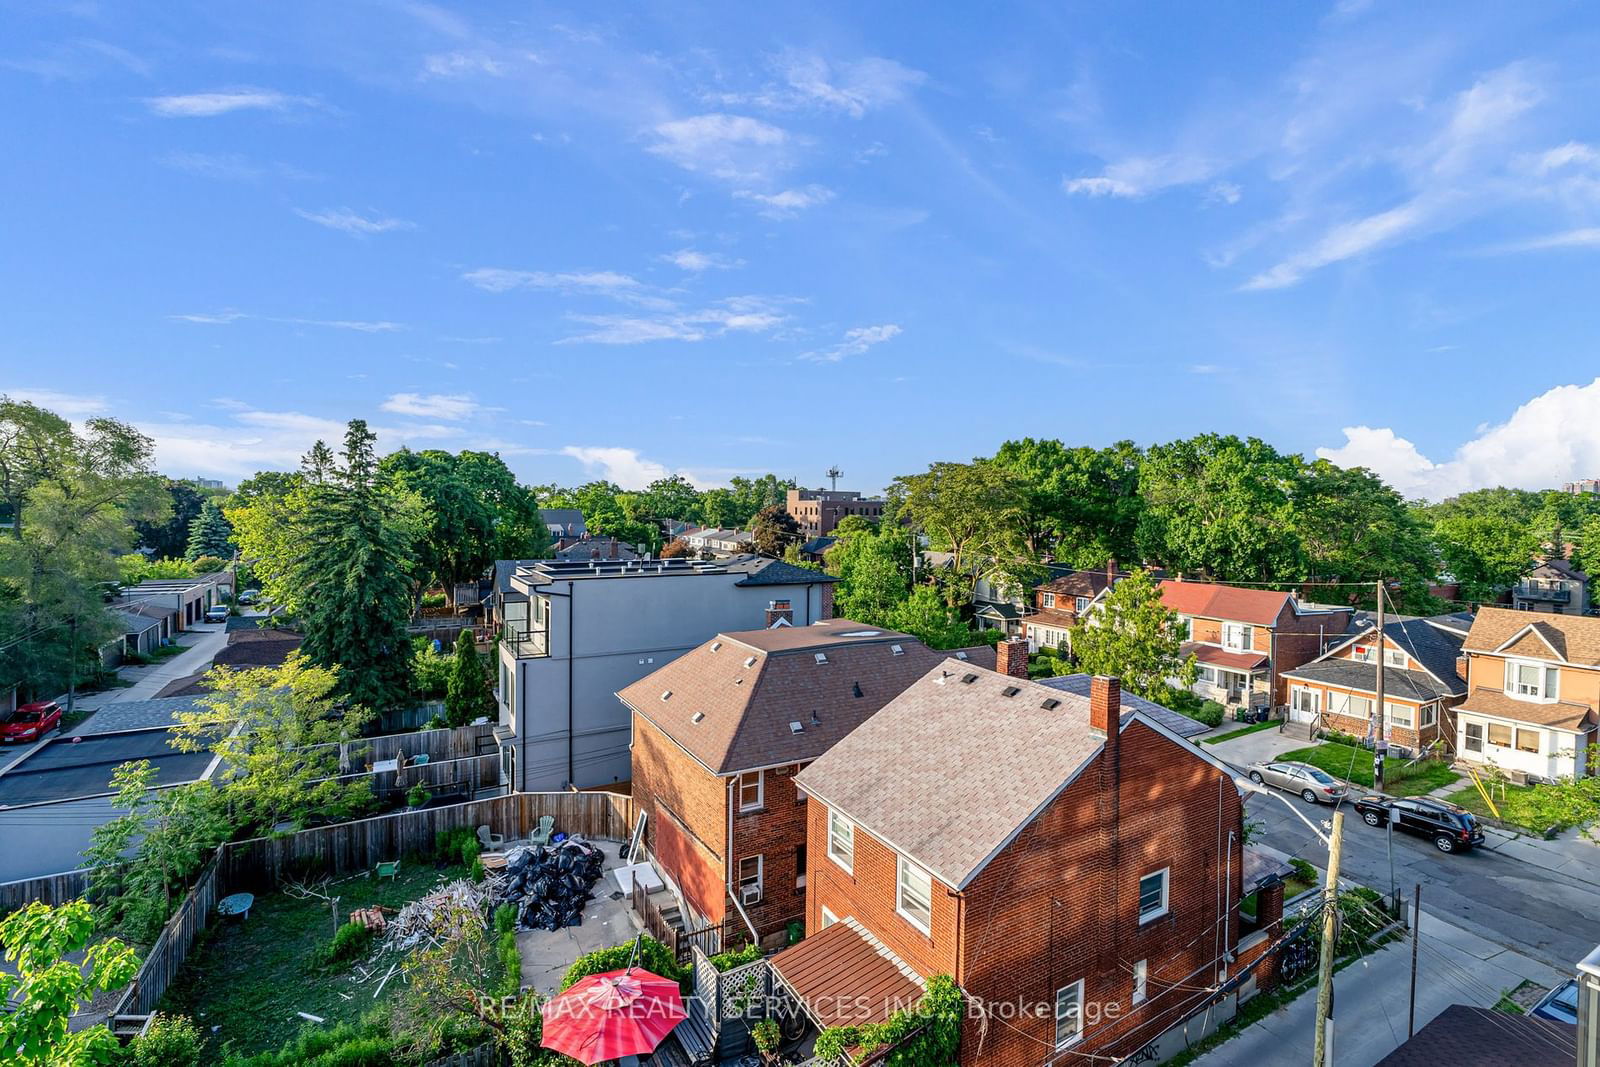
left=567, top=580, right=575, bottom=788
left=725, top=776, right=758, bottom=945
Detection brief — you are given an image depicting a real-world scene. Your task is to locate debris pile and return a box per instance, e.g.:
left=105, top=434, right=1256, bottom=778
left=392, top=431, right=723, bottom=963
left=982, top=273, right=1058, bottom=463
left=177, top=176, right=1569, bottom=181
left=492, top=838, right=606, bottom=932
left=381, top=877, right=495, bottom=951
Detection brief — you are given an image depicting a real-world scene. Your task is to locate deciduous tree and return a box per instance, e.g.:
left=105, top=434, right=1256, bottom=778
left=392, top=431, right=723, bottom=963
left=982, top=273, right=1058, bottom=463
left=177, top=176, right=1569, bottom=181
left=751, top=505, right=802, bottom=557
left=0, top=899, right=138, bottom=1067
left=1068, top=568, right=1197, bottom=701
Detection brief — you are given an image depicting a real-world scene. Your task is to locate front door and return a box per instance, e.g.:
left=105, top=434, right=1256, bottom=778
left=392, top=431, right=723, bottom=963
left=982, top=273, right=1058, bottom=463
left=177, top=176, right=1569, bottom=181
left=1289, top=686, right=1320, bottom=723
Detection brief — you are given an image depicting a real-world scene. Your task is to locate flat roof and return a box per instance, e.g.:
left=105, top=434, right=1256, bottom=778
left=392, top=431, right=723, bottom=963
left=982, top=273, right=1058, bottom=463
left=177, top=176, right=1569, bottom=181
left=0, top=728, right=212, bottom=806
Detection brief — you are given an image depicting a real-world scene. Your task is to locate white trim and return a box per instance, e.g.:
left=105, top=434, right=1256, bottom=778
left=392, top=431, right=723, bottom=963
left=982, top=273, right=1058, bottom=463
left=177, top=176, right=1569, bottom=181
left=1488, top=624, right=1571, bottom=664
left=1296, top=621, right=1456, bottom=692
left=896, top=855, right=934, bottom=935
left=737, top=769, right=764, bottom=812
left=738, top=854, right=763, bottom=903
left=1055, top=979, right=1085, bottom=1049
left=820, top=906, right=839, bottom=929
left=1132, top=959, right=1148, bottom=1005
left=1138, top=867, right=1170, bottom=924
left=826, top=810, right=855, bottom=874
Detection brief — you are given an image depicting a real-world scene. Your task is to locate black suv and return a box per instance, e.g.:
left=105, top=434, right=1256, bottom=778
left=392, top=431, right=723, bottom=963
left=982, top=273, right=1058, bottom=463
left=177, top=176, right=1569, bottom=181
left=1352, top=795, right=1486, bottom=853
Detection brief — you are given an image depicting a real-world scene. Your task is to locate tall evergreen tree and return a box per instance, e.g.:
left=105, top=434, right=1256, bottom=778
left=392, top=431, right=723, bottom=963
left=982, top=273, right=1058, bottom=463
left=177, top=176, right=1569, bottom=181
left=294, top=421, right=422, bottom=711
left=445, top=629, right=491, bottom=727
left=184, top=500, right=233, bottom=561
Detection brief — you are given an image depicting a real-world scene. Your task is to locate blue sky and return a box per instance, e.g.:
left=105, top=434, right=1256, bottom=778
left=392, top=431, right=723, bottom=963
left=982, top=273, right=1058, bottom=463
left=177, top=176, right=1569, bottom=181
left=5, top=1, right=1600, bottom=499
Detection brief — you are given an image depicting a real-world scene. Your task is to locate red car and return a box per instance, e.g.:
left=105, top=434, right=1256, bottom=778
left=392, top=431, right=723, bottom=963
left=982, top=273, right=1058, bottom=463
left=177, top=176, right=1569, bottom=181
left=0, top=701, right=61, bottom=743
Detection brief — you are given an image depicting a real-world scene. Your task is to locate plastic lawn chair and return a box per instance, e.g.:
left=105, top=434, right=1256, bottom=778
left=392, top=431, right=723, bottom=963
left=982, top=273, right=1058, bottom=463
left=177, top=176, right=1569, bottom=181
left=477, top=824, right=505, bottom=850
left=530, top=815, right=555, bottom=847
left=375, top=859, right=401, bottom=881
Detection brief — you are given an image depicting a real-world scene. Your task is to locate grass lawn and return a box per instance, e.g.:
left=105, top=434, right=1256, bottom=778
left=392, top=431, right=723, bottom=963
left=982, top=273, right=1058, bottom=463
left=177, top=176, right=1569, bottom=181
left=1278, top=742, right=1460, bottom=797
left=1443, top=782, right=1587, bottom=834
left=160, top=860, right=473, bottom=1057
left=1203, top=720, right=1280, bottom=745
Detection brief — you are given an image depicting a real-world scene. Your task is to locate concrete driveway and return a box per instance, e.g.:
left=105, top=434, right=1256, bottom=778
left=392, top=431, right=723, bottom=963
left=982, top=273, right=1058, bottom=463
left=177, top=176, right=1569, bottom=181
left=517, top=842, right=645, bottom=994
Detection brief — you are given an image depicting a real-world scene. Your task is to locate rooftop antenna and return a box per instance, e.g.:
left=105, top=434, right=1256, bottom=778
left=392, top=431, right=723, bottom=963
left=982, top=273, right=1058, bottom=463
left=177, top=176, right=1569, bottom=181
left=826, top=465, right=842, bottom=491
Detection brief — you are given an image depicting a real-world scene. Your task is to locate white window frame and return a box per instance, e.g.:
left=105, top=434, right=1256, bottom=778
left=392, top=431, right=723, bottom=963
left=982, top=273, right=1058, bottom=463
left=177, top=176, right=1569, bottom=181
left=1055, top=980, right=1084, bottom=1049
left=1132, top=959, right=1148, bottom=1005
left=1419, top=704, right=1438, bottom=728
left=738, top=855, right=763, bottom=901
left=1041, top=592, right=1056, bottom=609
left=1346, top=694, right=1374, bottom=720
left=1222, top=622, right=1252, bottom=651
left=1504, top=659, right=1559, bottom=702
left=1075, top=596, right=1091, bottom=613
left=896, top=856, right=934, bottom=934
left=820, top=906, right=839, bottom=929
left=827, top=811, right=854, bottom=874
left=1138, top=868, right=1170, bottom=924
left=1383, top=647, right=1407, bottom=669
left=1464, top=720, right=1484, bottom=753
left=1351, top=645, right=1374, bottom=663
left=1515, top=728, right=1542, bottom=754
left=1385, top=702, right=1414, bottom=729
left=737, top=770, right=764, bottom=812
left=1290, top=686, right=1320, bottom=716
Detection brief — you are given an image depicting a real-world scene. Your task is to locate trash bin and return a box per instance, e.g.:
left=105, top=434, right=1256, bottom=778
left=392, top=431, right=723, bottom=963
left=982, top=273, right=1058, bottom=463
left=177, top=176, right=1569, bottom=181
left=787, top=921, right=804, bottom=945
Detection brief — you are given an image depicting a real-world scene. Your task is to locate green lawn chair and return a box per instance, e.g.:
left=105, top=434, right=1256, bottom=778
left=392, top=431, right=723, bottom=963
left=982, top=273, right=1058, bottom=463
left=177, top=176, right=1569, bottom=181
left=530, top=815, right=555, bottom=847
left=375, top=859, right=401, bottom=881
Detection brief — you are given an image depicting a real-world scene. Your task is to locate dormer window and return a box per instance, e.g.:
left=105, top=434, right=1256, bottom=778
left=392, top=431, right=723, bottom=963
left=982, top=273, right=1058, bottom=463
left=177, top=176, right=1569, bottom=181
left=1383, top=648, right=1407, bottom=669
left=1074, top=596, right=1090, bottom=613
left=1041, top=593, right=1056, bottom=609
left=1222, top=623, right=1252, bottom=651
left=1504, top=659, right=1559, bottom=702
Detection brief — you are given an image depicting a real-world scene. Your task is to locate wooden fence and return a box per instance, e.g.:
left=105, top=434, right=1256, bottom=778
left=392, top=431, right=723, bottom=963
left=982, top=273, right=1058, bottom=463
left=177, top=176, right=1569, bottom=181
left=0, top=867, right=89, bottom=914
left=633, top=880, right=726, bottom=965
left=111, top=854, right=222, bottom=1016
left=333, top=722, right=498, bottom=768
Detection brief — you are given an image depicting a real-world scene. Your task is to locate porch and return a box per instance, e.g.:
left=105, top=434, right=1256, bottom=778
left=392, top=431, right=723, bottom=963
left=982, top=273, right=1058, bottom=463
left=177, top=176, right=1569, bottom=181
left=1184, top=644, right=1271, bottom=709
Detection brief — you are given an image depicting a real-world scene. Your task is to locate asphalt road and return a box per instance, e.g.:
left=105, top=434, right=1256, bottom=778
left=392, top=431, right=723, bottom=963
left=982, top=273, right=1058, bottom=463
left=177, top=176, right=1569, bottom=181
left=1244, top=787, right=1600, bottom=971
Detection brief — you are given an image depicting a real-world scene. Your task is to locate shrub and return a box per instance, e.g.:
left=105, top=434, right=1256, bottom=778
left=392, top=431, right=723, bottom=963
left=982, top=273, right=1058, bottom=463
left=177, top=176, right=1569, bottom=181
left=814, top=973, right=963, bottom=1066
left=407, top=783, right=432, bottom=808
left=1289, top=858, right=1319, bottom=886
left=562, top=936, right=687, bottom=992
left=751, top=1018, right=781, bottom=1054
left=494, top=903, right=518, bottom=935
left=221, top=1016, right=396, bottom=1067
left=330, top=920, right=375, bottom=963
left=497, top=927, right=523, bottom=997
left=129, top=1012, right=204, bottom=1067
left=435, top=826, right=482, bottom=867
left=1196, top=700, right=1226, bottom=727
left=708, top=942, right=762, bottom=971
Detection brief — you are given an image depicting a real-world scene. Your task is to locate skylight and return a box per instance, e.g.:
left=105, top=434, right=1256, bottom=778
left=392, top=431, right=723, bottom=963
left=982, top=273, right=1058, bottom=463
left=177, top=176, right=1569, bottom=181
left=815, top=652, right=829, bottom=665
left=890, top=644, right=904, bottom=656
left=955, top=651, right=969, bottom=660
left=789, top=721, right=804, bottom=733
left=839, top=630, right=880, bottom=637
left=744, top=655, right=757, bottom=668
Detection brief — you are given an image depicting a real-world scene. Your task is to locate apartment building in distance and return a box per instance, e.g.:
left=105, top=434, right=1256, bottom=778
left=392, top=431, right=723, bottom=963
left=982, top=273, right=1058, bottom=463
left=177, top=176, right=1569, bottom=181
left=785, top=488, right=887, bottom=539
left=494, top=556, right=836, bottom=792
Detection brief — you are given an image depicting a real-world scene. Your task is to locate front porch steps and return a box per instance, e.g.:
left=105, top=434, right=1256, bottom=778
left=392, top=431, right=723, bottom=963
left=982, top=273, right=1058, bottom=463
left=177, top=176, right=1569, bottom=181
left=1280, top=720, right=1316, bottom=742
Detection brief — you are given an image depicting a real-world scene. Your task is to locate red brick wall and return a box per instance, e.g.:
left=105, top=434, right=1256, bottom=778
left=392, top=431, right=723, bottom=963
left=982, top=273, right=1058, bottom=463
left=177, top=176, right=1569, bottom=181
left=630, top=713, right=729, bottom=925
left=732, top=765, right=811, bottom=946
left=820, top=583, right=835, bottom=620
left=1271, top=605, right=1351, bottom=705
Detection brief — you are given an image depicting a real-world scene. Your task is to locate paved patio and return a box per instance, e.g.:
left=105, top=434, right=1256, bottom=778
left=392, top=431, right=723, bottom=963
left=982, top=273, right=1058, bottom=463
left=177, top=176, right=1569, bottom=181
left=516, top=841, right=645, bottom=994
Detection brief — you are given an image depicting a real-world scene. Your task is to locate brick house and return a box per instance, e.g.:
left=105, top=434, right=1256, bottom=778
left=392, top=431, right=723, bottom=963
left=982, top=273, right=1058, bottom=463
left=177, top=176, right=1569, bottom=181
left=1279, top=613, right=1470, bottom=755
left=1021, top=563, right=1125, bottom=651
left=775, top=665, right=1279, bottom=1066
left=1452, top=607, right=1600, bottom=782
left=1158, top=580, right=1350, bottom=710
left=618, top=620, right=1002, bottom=948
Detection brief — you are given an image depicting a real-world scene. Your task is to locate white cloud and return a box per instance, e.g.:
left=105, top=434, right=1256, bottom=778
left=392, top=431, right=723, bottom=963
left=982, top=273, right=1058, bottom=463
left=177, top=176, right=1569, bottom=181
left=560, top=445, right=720, bottom=491
left=1242, top=198, right=1429, bottom=290
left=771, top=54, right=925, bottom=118
left=2, top=388, right=110, bottom=418
left=733, top=185, right=835, bottom=218
left=558, top=298, right=788, bottom=345
left=1317, top=377, right=1600, bottom=500
left=145, top=88, right=308, bottom=118
left=1487, top=227, right=1600, bottom=254
left=1189, top=363, right=1223, bottom=374
left=647, top=113, right=789, bottom=183
left=461, top=268, right=643, bottom=295
left=1063, top=154, right=1219, bottom=199
left=662, top=249, right=741, bottom=272
left=800, top=324, right=903, bottom=363
left=421, top=51, right=508, bottom=78
left=380, top=393, right=478, bottom=420
left=168, top=311, right=405, bottom=332
left=295, top=208, right=415, bottom=235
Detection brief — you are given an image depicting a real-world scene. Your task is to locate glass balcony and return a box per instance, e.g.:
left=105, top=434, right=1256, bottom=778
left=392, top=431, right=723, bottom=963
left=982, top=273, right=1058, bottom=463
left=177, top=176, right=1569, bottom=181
left=503, top=624, right=549, bottom=658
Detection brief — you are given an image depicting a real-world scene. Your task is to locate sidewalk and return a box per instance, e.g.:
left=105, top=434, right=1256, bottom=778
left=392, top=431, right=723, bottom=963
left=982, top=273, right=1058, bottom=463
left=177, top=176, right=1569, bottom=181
left=1190, top=908, right=1565, bottom=1067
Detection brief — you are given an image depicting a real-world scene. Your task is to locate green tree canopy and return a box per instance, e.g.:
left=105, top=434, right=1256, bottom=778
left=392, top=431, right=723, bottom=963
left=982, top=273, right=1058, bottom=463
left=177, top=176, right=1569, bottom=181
left=751, top=504, right=802, bottom=557
left=184, top=499, right=234, bottom=561
left=0, top=899, right=139, bottom=1066
left=445, top=630, right=492, bottom=727
left=1067, top=568, right=1197, bottom=701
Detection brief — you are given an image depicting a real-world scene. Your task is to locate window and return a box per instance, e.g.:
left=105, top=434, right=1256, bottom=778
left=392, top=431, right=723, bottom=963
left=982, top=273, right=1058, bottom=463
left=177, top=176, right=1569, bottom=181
left=1515, top=728, right=1541, bottom=754
left=897, top=856, right=933, bottom=933
left=1290, top=687, right=1320, bottom=716
left=1386, top=702, right=1414, bottom=729
left=1041, top=593, right=1056, bottom=609
left=1384, top=648, right=1407, bottom=668
left=1505, top=660, right=1559, bottom=701
left=1138, top=869, right=1169, bottom=923
left=738, top=855, right=763, bottom=903
left=1464, top=721, right=1484, bottom=753
left=1488, top=723, right=1512, bottom=748
left=1347, top=695, right=1374, bottom=720
left=1175, top=616, right=1192, bottom=640
left=820, top=906, right=839, bottom=929
left=1352, top=645, right=1374, bottom=663
left=796, top=845, right=806, bottom=889
left=1132, top=959, right=1148, bottom=1005
left=738, top=771, right=764, bottom=812
left=1055, top=980, right=1084, bottom=1048
left=1075, top=596, right=1091, bottom=613
left=1198, top=666, right=1217, bottom=685
left=827, top=811, right=854, bottom=873
left=1419, top=704, right=1438, bottom=728
left=1223, top=623, right=1252, bottom=651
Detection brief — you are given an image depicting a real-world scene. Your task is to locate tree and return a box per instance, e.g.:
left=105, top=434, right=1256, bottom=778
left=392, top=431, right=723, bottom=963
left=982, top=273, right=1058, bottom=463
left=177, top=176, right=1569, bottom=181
left=1292, top=460, right=1441, bottom=612
left=133, top=479, right=207, bottom=559
left=990, top=438, right=1143, bottom=565
left=0, top=899, right=138, bottom=1066
left=751, top=505, right=802, bottom=557
left=659, top=537, right=691, bottom=559
left=1431, top=514, right=1539, bottom=602
left=170, top=654, right=373, bottom=834
left=445, top=630, right=491, bottom=727
left=639, top=475, right=702, bottom=523
left=83, top=762, right=231, bottom=942
left=827, top=528, right=912, bottom=623
left=1068, top=569, right=1197, bottom=701
left=184, top=499, right=233, bottom=561
left=890, top=461, right=1027, bottom=585
left=294, top=422, right=424, bottom=710
left=884, top=586, right=979, bottom=650
left=0, top=396, right=75, bottom=541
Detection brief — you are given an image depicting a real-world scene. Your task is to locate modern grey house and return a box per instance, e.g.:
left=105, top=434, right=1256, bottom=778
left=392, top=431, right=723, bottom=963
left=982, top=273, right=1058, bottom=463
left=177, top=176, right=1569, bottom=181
left=494, top=556, right=837, bottom=792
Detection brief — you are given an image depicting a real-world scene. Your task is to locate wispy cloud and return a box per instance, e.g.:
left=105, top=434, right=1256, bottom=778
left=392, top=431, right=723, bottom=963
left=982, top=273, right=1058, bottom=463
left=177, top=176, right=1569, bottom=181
left=461, top=268, right=643, bottom=296
left=2, top=388, right=110, bottom=418
left=169, top=311, right=405, bottom=332
left=380, top=393, right=478, bottom=419
left=1063, top=154, right=1220, bottom=199
left=733, top=185, right=835, bottom=218
left=560, top=445, right=721, bottom=490
left=647, top=113, right=790, bottom=183
left=800, top=324, right=903, bottom=363
left=1487, top=227, right=1600, bottom=253
left=559, top=298, right=789, bottom=345
left=295, top=208, right=415, bottom=235
left=421, top=51, right=511, bottom=79
left=714, top=52, right=926, bottom=118
left=144, top=88, right=312, bottom=118
left=662, top=249, right=741, bottom=272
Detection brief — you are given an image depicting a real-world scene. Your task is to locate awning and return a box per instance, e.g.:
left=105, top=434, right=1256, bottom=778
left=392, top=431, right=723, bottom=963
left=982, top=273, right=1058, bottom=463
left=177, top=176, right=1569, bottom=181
left=1185, top=643, right=1269, bottom=672
left=769, top=920, right=923, bottom=1030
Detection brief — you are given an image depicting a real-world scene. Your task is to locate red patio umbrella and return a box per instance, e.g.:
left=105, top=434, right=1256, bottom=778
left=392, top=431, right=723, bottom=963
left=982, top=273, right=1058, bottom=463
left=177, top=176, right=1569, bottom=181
left=540, top=965, right=687, bottom=1065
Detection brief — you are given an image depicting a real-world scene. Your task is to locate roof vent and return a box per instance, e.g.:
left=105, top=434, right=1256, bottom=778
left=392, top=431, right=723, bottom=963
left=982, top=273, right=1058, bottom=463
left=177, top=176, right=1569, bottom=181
left=890, top=644, right=904, bottom=656
left=955, top=651, right=969, bottom=660
left=961, top=673, right=978, bottom=684
left=744, top=655, right=757, bottom=668
left=934, top=671, right=950, bottom=686
left=1002, top=686, right=1020, bottom=698
left=660, top=690, right=672, bottom=702
left=711, top=641, right=722, bottom=652
left=852, top=682, right=863, bottom=698
left=691, top=712, right=705, bottom=724
left=814, top=652, right=828, bottom=665
left=810, top=711, right=821, bottom=726
left=789, top=721, right=804, bottom=733
left=1041, top=698, right=1061, bottom=710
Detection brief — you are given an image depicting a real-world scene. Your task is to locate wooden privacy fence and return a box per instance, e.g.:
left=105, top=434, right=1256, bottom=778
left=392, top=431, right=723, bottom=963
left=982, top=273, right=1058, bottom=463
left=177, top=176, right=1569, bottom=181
left=348, top=751, right=504, bottom=805
left=0, top=867, right=89, bottom=914
left=111, top=853, right=222, bottom=1017
left=632, top=880, right=726, bottom=965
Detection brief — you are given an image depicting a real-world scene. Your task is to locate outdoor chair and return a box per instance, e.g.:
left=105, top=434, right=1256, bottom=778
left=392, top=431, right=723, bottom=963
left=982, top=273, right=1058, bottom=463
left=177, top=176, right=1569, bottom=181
left=375, top=859, right=401, bottom=881
left=531, top=814, right=555, bottom=847
left=477, top=824, right=505, bottom=850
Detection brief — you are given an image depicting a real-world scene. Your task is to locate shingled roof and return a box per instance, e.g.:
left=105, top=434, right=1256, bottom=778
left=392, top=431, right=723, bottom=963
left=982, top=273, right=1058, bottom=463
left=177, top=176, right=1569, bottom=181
left=1373, top=1004, right=1574, bottom=1067
left=1463, top=605, right=1600, bottom=667
left=618, top=619, right=994, bottom=774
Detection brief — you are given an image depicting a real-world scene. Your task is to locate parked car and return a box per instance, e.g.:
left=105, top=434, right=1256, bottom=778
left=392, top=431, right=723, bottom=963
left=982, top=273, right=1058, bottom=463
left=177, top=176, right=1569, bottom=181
left=204, top=605, right=230, bottom=624
left=0, top=701, right=62, bottom=744
left=237, top=589, right=259, bottom=605
left=1246, top=760, right=1348, bottom=804
left=1352, top=795, right=1485, bottom=853
left=1530, top=979, right=1578, bottom=1024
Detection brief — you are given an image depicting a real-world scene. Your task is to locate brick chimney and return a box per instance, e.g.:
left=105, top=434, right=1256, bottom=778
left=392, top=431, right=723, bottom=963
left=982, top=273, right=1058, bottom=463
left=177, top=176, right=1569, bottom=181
left=997, top=636, right=1029, bottom=678
left=820, top=583, right=835, bottom=620
left=1105, top=557, right=1117, bottom=586
left=609, top=539, right=619, bottom=560
left=1090, top=675, right=1121, bottom=740
left=766, top=599, right=794, bottom=628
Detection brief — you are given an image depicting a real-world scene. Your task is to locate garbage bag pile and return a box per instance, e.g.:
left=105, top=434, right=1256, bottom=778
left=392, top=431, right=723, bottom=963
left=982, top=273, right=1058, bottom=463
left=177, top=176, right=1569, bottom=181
left=492, top=837, right=606, bottom=932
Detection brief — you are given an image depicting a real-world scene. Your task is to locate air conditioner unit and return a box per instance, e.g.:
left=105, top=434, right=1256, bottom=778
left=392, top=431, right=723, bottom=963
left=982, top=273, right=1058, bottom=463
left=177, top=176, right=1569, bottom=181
left=740, top=884, right=763, bottom=906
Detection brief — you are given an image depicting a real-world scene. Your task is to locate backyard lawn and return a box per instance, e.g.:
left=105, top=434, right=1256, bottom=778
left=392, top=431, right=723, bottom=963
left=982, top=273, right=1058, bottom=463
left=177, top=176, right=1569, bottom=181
left=1278, top=742, right=1460, bottom=797
left=160, top=860, right=475, bottom=1057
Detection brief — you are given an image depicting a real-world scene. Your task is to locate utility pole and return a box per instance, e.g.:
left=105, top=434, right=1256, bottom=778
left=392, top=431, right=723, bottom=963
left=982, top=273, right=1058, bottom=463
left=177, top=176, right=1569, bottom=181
left=1374, top=580, right=1388, bottom=794
left=65, top=613, right=77, bottom=716
left=1408, top=883, right=1422, bottom=1037
left=1313, top=809, right=1345, bottom=1067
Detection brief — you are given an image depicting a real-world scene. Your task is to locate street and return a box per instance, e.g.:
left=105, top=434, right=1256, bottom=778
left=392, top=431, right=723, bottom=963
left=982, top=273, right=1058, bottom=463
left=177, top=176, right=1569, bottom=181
left=1244, top=786, right=1600, bottom=971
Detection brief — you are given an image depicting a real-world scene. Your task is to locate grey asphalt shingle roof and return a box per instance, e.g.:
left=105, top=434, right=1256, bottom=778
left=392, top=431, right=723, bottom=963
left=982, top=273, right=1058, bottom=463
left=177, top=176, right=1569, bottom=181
left=724, top=555, right=839, bottom=586
left=1281, top=659, right=1456, bottom=702
left=77, top=696, right=205, bottom=736
left=1324, top=613, right=1468, bottom=696
left=113, top=610, right=161, bottom=634
left=1035, top=674, right=1211, bottom=738
left=1373, top=1005, right=1573, bottom=1067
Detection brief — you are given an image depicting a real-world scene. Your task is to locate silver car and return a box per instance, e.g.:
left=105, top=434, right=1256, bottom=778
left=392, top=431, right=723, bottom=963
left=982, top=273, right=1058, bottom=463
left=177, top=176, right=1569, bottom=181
left=1246, top=760, right=1348, bottom=804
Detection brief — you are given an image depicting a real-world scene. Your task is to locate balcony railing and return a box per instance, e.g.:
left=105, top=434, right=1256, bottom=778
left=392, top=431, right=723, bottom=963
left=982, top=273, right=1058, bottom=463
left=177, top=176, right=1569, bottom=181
left=502, top=624, right=549, bottom=658
left=1516, top=583, right=1571, bottom=603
